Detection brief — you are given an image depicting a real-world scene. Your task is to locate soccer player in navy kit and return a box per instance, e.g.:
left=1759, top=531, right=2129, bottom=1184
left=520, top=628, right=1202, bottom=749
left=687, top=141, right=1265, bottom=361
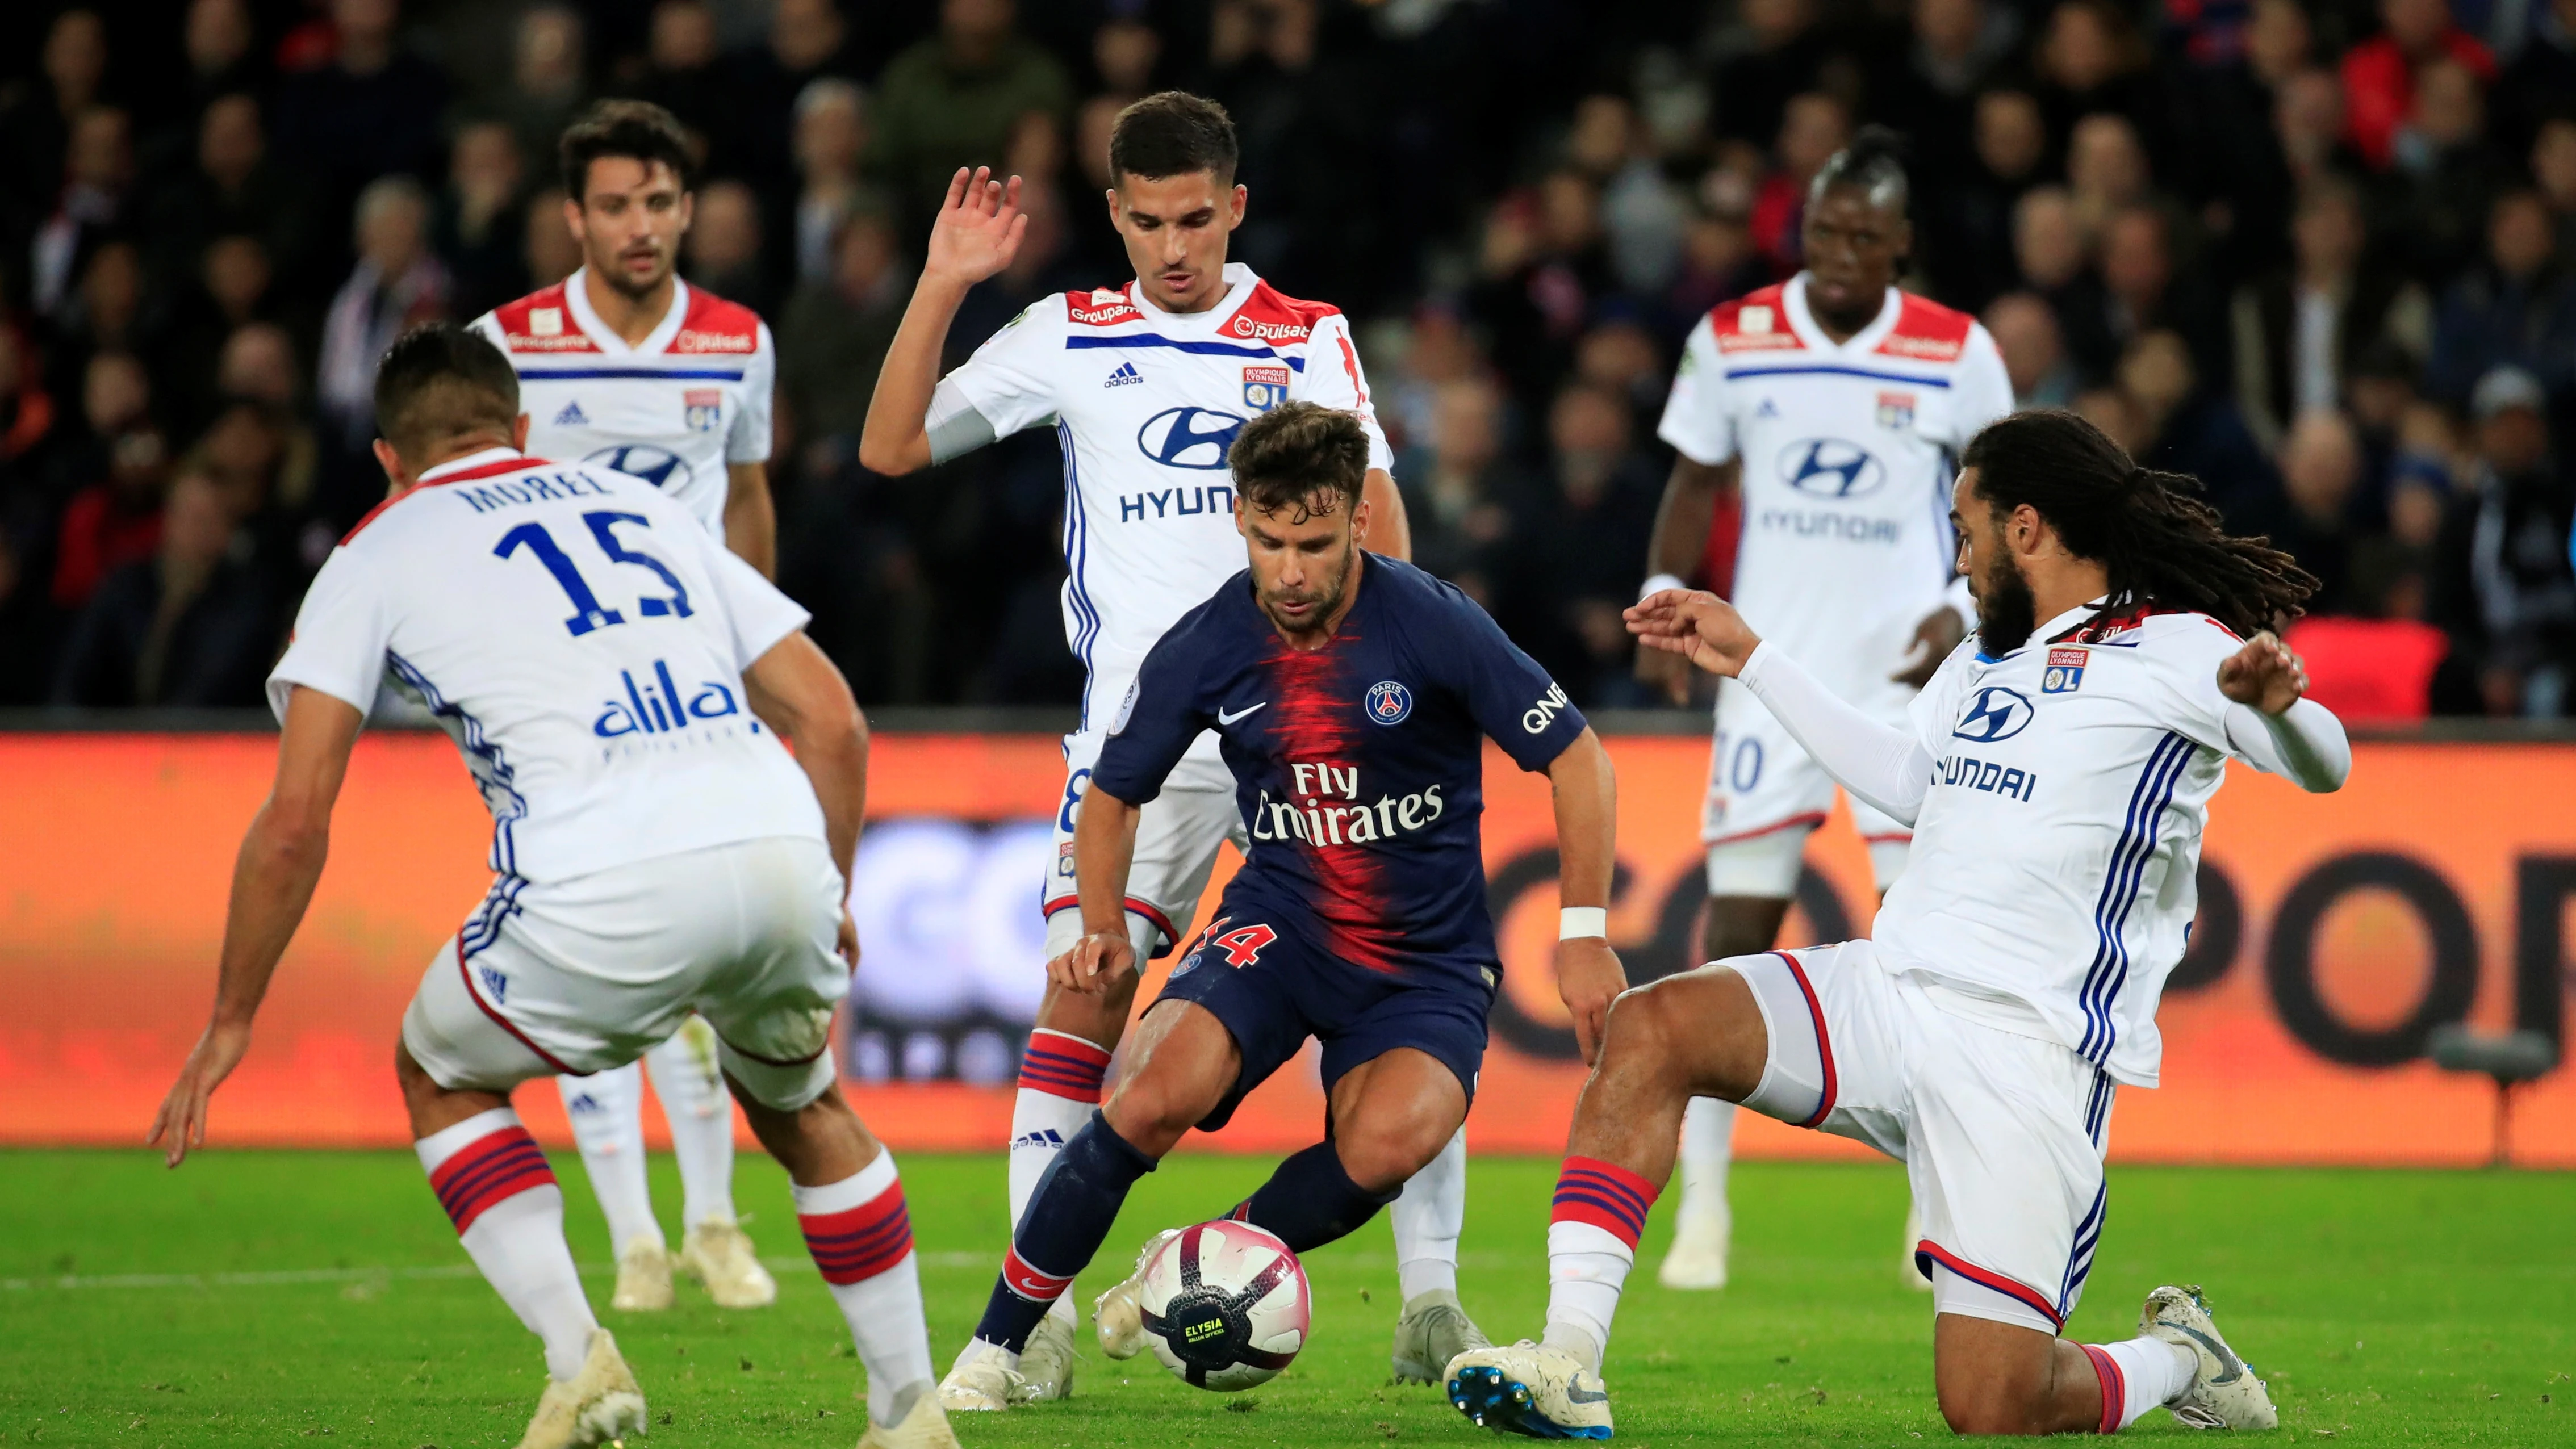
left=937, top=402, right=1628, bottom=1408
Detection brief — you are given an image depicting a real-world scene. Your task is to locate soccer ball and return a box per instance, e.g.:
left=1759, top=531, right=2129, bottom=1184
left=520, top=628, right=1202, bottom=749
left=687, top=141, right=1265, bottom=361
left=1138, top=1220, right=1311, bottom=1391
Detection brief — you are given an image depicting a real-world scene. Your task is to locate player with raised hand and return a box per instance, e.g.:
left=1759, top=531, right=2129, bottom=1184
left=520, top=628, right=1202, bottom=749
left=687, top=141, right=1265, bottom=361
left=932, top=403, right=1625, bottom=1412
left=149, top=326, right=954, bottom=1449
left=1450, top=408, right=2341, bottom=1439
left=858, top=94, right=1486, bottom=1399
left=469, top=100, right=786, bottom=1318
left=1635, top=127, right=2012, bottom=1291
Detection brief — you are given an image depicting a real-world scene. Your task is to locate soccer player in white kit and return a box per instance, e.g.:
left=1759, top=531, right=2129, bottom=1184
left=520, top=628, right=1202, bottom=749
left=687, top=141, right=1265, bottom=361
left=858, top=93, right=1498, bottom=1402
left=1636, top=131, right=2012, bottom=1291
left=1449, top=408, right=2343, bottom=1439
left=467, top=100, right=783, bottom=1316
left=149, top=327, right=956, bottom=1449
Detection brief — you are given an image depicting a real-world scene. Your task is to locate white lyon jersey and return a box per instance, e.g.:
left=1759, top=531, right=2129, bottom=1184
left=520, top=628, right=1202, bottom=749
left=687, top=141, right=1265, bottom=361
left=269, top=448, right=822, bottom=882
left=926, top=262, right=1394, bottom=730
left=1658, top=275, right=2012, bottom=706
left=1869, top=601, right=2273, bottom=1088
left=470, top=269, right=775, bottom=542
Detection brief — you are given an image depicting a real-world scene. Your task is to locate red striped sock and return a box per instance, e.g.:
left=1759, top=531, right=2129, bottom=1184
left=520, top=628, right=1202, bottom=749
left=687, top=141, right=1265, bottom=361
left=799, top=1178, right=913, bottom=1285
left=1551, top=1155, right=1658, bottom=1251
left=2080, top=1343, right=2125, bottom=1434
left=427, top=1124, right=556, bottom=1234
left=1016, top=1029, right=1112, bottom=1104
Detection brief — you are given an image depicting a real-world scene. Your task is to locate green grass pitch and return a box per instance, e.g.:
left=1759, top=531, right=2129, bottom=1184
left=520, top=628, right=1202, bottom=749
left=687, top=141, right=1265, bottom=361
left=2, top=1149, right=2567, bottom=1446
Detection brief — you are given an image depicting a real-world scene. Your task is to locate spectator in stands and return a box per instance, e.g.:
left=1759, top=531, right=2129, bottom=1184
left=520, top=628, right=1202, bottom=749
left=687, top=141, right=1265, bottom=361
left=269, top=0, right=449, bottom=234
left=493, top=7, right=588, bottom=175
left=0, top=9, right=109, bottom=224
left=2387, top=57, right=2511, bottom=285
left=1878, top=0, right=2021, bottom=192
left=51, top=353, right=166, bottom=614
left=1750, top=91, right=1851, bottom=276
left=2426, top=190, right=2576, bottom=408
left=1506, top=382, right=1660, bottom=706
left=2339, top=0, right=2494, bottom=173
left=2231, top=177, right=2432, bottom=450
left=1573, top=318, right=1669, bottom=441
left=2077, top=206, right=2227, bottom=389
left=1668, top=182, right=1765, bottom=328
left=1985, top=291, right=2080, bottom=408
left=869, top=0, right=1072, bottom=231
left=1708, top=0, right=1834, bottom=149
left=177, top=0, right=265, bottom=127
left=2348, top=447, right=2452, bottom=620
left=433, top=122, right=531, bottom=323
left=145, top=94, right=314, bottom=309
left=633, top=1, right=731, bottom=167
left=52, top=468, right=275, bottom=708
left=2121, top=328, right=2280, bottom=531
left=1568, top=95, right=1687, bottom=299
left=521, top=186, right=580, bottom=291
left=1469, top=170, right=1612, bottom=420
left=1396, top=377, right=1523, bottom=610
left=160, top=235, right=279, bottom=435
left=30, top=106, right=134, bottom=321
left=684, top=179, right=775, bottom=319
left=788, top=79, right=885, bottom=288
left=315, top=177, right=446, bottom=459
left=1923, top=88, right=2047, bottom=312
left=2065, top=112, right=2153, bottom=243
left=2017, top=186, right=2118, bottom=383
left=53, top=241, right=149, bottom=396
left=1094, top=15, right=1163, bottom=98
left=2496, top=0, right=2576, bottom=157
left=2273, top=68, right=2364, bottom=193
left=731, top=0, right=865, bottom=189
left=2031, top=0, right=2157, bottom=158
left=779, top=212, right=904, bottom=442
left=2178, top=0, right=2314, bottom=279
left=2272, top=408, right=2366, bottom=612
left=2532, top=119, right=2576, bottom=267
left=2430, top=366, right=2575, bottom=715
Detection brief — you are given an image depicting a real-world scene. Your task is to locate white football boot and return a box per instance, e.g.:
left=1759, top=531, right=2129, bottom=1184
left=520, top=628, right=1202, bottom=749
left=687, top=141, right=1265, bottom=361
left=677, top=1216, right=777, bottom=1309
left=1655, top=1200, right=1731, bottom=1291
left=610, top=1233, right=674, bottom=1312
left=1092, top=1227, right=1181, bottom=1361
left=1901, top=1201, right=1933, bottom=1291
left=1446, top=1341, right=1614, bottom=1440
left=2142, top=1284, right=2280, bottom=1430
left=856, top=1384, right=963, bottom=1449
left=934, top=1341, right=1027, bottom=1413
left=515, top=1328, right=647, bottom=1449
left=1393, top=1288, right=1493, bottom=1384
left=1017, top=1300, right=1079, bottom=1401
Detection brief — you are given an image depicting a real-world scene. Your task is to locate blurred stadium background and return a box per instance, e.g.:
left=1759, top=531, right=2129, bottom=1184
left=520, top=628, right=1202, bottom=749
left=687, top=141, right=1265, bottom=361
left=0, top=0, right=2571, bottom=1168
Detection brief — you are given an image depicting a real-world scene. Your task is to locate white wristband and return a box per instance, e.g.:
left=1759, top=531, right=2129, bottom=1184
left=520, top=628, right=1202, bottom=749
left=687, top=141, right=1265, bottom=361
left=1639, top=573, right=1688, bottom=602
left=1559, top=907, right=1608, bottom=940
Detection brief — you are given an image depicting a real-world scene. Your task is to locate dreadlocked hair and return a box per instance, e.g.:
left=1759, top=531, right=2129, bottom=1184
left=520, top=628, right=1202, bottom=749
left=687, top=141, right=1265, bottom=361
left=1958, top=408, right=2316, bottom=637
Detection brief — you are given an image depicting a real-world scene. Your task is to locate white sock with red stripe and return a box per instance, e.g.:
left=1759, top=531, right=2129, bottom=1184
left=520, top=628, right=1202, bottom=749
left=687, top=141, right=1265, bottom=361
left=643, top=1030, right=738, bottom=1230
left=797, top=1149, right=935, bottom=1427
left=418, top=1108, right=596, bottom=1381
left=557, top=1063, right=661, bottom=1252
left=2081, top=1337, right=2197, bottom=1431
left=1674, top=1098, right=1735, bottom=1226
left=1391, top=1125, right=1467, bottom=1301
left=1541, top=1155, right=1660, bottom=1371
left=1009, top=1029, right=1111, bottom=1328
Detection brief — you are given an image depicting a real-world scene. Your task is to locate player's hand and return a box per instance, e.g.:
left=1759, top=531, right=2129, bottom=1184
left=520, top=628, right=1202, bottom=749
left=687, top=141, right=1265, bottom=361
left=923, top=166, right=1027, bottom=288
left=1634, top=639, right=1693, bottom=705
left=1048, top=930, right=1136, bottom=996
left=2217, top=629, right=2309, bottom=715
left=1891, top=604, right=1966, bottom=688
left=1624, top=589, right=1762, bottom=679
left=148, top=1018, right=253, bottom=1168
left=1554, top=937, right=1628, bottom=1065
left=837, top=908, right=860, bottom=970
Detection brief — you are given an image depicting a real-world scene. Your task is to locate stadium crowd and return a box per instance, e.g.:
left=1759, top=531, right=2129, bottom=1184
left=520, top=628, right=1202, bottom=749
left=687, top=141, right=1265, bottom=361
left=0, top=0, right=2570, bottom=717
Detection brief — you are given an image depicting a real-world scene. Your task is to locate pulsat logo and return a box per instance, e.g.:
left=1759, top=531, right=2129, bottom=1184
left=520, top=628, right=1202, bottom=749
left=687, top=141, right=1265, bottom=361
left=1778, top=438, right=1887, bottom=499
left=1952, top=685, right=2035, bottom=742
left=1136, top=407, right=1245, bottom=469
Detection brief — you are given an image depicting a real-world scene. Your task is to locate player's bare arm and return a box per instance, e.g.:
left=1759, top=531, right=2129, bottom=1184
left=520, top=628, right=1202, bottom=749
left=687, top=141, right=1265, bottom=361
left=743, top=631, right=869, bottom=962
left=857, top=167, right=1026, bottom=476
left=1053, top=781, right=1144, bottom=994
left=149, top=686, right=366, bottom=1166
left=1546, top=727, right=1626, bottom=1062
left=1892, top=601, right=1966, bottom=689
left=1634, top=457, right=1737, bottom=702
left=722, top=461, right=777, bottom=579
left=1361, top=468, right=1411, bottom=561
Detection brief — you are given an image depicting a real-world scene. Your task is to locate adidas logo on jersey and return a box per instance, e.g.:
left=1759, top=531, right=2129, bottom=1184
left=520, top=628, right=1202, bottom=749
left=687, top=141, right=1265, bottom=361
left=554, top=400, right=588, bottom=425
left=1104, top=361, right=1144, bottom=388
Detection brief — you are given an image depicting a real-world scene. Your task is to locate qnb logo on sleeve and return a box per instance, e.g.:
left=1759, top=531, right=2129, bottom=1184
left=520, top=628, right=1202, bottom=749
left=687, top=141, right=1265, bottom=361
left=1778, top=438, right=1888, bottom=499
left=585, top=443, right=694, bottom=490
left=1952, top=685, right=2035, bottom=743
left=1523, top=682, right=1571, bottom=735
left=1136, top=406, right=1247, bottom=469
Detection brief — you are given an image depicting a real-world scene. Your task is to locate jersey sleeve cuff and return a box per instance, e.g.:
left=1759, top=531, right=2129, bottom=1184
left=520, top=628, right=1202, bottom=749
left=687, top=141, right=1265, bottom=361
left=264, top=671, right=375, bottom=725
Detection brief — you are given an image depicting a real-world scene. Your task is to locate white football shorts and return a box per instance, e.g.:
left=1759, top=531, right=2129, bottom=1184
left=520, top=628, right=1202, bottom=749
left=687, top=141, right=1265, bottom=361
left=1729, top=939, right=2115, bottom=1335
left=1043, top=728, right=1248, bottom=962
left=1703, top=676, right=1913, bottom=897
left=402, top=835, right=849, bottom=1112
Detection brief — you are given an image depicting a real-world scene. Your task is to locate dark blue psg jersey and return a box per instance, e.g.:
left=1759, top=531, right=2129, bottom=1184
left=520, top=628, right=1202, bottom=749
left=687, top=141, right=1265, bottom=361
left=1092, top=554, right=1587, bottom=975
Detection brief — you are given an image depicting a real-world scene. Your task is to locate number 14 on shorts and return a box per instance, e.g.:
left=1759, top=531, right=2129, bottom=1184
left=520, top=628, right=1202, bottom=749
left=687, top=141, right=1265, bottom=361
left=1180, top=918, right=1276, bottom=975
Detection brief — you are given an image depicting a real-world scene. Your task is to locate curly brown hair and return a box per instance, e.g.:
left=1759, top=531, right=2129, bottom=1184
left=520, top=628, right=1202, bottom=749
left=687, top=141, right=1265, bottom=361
left=1228, top=401, right=1369, bottom=524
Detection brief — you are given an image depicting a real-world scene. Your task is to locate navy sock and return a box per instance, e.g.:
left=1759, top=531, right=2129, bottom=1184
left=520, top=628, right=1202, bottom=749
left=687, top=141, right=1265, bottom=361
left=971, top=1109, right=1157, bottom=1352
left=1232, top=1141, right=1402, bottom=1253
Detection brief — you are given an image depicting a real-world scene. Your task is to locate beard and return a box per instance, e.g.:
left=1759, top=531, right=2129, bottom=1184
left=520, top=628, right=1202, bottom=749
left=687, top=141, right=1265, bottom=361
left=1257, top=540, right=1356, bottom=634
left=1975, top=548, right=2040, bottom=656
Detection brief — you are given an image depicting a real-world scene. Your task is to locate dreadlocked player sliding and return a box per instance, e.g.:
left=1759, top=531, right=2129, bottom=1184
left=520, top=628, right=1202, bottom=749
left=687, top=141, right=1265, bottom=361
left=1450, top=408, right=2347, bottom=1440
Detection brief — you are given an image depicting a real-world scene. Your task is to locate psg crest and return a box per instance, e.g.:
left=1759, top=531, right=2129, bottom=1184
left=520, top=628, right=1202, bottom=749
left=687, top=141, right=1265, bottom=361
left=1365, top=680, right=1411, bottom=726
left=1243, top=365, right=1290, bottom=413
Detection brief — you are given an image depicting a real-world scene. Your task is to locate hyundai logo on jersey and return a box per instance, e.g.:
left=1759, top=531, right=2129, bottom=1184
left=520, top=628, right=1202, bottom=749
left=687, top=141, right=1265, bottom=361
left=1137, top=405, right=1247, bottom=469
left=593, top=660, right=743, bottom=737
left=1365, top=680, right=1412, bottom=724
left=1953, top=685, right=2036, bottom=742
left=1243, top=365, right=1290, bottom=413
left=586, top=443, right=693, bottom=489
left=1779, top=438, right=1888, bottom=499
left=683, top=388, right=722, bottom=432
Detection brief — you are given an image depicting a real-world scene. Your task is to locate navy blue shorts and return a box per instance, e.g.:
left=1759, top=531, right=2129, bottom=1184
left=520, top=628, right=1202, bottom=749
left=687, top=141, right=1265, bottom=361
left=1151, top=905, right=1494, bottom=1133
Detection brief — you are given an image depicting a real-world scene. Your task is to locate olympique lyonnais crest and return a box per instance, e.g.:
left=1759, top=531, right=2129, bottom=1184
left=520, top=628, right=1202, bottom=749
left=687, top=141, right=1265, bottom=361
left=2044, top=647, right=2088, bottom=693
left=684, top=388, right=722, bottom=432
left=1365, top=680, right=1412, bottom=725
left=1876, top=391, right=1915, bottom=429
left=1243, top=365, right=1290, bottom=413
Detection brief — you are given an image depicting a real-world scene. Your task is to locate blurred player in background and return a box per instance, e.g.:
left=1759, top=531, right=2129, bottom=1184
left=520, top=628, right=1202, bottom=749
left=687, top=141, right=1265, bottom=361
left=935, top=403, right=1624, bottom=1411
left=1636, top=128, right=2012, bottom=1291
left=469, top=100, right=784, bottom=1316
left=859, top=94, right=1498, bottom=1398
left=150, top=326, right=953, bottom=1449
left=1452, top=408, right=2339, bottom=1439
